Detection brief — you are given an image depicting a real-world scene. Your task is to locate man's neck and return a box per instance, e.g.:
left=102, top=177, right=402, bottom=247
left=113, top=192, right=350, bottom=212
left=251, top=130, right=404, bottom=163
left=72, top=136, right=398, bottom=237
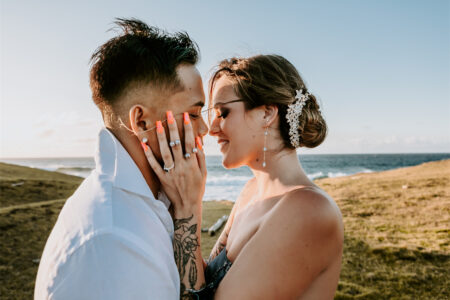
left=108, top=127, right=161, bottom=198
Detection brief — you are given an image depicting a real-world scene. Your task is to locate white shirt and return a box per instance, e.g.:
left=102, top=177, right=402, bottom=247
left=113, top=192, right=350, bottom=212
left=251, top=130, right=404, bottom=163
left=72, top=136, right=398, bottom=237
left=34, top=128, right=180, bottom=300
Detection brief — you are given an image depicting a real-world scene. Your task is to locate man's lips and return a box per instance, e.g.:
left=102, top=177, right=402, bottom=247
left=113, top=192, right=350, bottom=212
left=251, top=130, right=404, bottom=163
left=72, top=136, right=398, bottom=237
left=217, top=138, right=229, bottom=149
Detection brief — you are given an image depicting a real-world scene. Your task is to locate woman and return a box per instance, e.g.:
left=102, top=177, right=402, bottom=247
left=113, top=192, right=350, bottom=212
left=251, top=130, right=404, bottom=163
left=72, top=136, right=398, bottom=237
left=143, top=54, right=343, bottom=299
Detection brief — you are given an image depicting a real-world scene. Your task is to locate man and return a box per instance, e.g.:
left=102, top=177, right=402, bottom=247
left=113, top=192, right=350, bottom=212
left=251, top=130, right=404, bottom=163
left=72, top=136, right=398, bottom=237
left=35, top=18, right=208, bottom=299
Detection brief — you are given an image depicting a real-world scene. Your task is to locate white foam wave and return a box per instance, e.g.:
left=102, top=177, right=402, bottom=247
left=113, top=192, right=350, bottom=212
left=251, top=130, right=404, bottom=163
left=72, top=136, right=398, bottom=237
left=206, top=174, right=252, bottom=185
left=307, top=171, right=326, bottom=180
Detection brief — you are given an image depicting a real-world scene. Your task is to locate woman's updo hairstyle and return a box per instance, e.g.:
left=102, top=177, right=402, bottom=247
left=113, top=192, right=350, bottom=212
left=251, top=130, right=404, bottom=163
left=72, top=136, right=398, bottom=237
left=209, top=54, right=327, bottom=149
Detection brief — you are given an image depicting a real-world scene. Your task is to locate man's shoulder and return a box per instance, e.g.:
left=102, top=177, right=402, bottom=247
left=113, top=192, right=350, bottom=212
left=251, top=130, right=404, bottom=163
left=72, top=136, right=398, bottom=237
left=43, top=171, right=172, bottom=260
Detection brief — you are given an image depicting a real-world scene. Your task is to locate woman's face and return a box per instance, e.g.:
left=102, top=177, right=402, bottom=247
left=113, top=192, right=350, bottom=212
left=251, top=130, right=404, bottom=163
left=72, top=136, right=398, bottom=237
left=209, top=76, right=265, bottom=169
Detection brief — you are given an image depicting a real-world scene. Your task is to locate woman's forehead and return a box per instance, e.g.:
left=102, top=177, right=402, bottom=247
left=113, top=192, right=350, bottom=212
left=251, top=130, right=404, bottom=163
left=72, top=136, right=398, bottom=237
left=212, top=77, right=237, bottom=105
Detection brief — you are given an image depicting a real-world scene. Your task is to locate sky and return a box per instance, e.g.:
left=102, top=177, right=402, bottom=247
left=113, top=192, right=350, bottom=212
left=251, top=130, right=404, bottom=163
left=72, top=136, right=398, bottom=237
left=1, top=0, right=449, bottom=158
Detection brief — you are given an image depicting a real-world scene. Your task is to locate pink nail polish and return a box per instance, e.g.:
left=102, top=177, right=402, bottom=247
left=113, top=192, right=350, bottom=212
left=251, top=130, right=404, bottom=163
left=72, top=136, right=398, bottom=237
left=183, top=112, right=190, bottom=125
left=167, top=111, right=174, bottom=125
left=141, top=142, right=148, bottom=152
left=156, top=121, right=163, bottom=134
left=196, top=137, right=203, bottom=150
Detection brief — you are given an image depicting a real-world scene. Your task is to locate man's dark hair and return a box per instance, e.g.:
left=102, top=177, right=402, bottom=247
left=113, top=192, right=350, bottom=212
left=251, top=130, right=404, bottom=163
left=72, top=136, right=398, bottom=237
left=90, top=18, right=199, bottom=110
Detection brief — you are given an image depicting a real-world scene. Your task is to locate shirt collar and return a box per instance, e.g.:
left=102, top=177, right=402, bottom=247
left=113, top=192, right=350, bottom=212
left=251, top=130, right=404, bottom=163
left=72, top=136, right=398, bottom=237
left=94, top=127, right=155, bottom=200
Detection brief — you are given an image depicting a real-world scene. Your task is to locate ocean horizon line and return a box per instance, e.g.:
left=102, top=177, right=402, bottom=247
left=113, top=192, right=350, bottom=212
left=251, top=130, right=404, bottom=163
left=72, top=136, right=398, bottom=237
left=1, top=152, right=450, bottom=160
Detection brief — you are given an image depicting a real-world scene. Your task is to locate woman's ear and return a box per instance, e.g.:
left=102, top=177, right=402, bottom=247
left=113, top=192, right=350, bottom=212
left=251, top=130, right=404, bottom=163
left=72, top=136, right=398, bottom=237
left=129, top=105, right=148, bottom=135
left=263, top=104, right=278, bottom=126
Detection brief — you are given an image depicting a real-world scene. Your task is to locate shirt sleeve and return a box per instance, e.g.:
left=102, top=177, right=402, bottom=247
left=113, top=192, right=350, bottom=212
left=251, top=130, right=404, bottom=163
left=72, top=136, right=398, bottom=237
left=48, top=230, right=179, bottom=300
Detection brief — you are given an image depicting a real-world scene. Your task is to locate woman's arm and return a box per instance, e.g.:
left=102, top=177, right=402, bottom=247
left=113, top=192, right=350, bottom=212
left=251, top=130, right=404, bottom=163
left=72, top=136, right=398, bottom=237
left=208, top=178, right=254, bottom=262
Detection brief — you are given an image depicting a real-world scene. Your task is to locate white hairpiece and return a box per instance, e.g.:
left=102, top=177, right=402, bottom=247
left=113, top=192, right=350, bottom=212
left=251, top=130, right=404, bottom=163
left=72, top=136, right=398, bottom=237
left=286, top=89, right=310, bottom=148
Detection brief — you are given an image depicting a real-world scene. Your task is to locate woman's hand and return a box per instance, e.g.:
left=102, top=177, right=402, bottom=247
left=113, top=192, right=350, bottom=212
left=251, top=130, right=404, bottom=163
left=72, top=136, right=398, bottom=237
left=142, top=111, right=207, bottom=294
left=142, top=111, right=207, bottom=217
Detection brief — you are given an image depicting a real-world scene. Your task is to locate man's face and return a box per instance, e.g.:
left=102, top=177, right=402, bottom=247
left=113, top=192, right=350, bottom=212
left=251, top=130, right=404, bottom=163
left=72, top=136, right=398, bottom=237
left=140, top=64, right=208, bottom=160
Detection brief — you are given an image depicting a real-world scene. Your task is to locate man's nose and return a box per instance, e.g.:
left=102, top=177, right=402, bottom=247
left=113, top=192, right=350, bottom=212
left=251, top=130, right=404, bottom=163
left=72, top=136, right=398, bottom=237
left=197, top=116, right=209, bottom=137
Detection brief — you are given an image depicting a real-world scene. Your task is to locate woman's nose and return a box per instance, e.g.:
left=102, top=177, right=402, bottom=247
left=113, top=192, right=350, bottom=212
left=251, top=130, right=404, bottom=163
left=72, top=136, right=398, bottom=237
left=208, top=117, right=220, bottom=137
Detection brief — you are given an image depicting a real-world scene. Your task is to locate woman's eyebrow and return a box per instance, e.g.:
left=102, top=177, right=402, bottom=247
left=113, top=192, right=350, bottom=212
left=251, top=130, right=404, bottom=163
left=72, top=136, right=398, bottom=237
left=213, top=99, right=244, bottom=108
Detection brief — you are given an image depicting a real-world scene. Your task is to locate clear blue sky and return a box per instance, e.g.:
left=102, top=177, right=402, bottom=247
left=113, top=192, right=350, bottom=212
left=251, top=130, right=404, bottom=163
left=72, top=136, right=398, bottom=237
left=1, top=0, right=449, bottom=157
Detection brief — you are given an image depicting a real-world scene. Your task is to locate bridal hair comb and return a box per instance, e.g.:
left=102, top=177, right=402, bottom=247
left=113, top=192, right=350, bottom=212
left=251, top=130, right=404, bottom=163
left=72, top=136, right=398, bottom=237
left=286, top=89, right=310, bottom=148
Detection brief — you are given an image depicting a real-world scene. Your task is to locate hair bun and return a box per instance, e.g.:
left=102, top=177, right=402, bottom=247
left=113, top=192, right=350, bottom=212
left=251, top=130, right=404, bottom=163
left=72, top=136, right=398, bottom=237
left=297, top=93, right=327, bottom=148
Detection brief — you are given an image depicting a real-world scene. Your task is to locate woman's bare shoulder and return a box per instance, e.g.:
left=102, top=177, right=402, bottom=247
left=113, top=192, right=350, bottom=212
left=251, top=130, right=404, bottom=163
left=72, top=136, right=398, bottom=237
left=267, top=186, right=343, bottom=243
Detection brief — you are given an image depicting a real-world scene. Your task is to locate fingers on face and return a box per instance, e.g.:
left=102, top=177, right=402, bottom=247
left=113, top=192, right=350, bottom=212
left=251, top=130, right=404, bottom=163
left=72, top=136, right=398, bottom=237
left=183, top=112, right=196, bottom=154
left=142, top=141, right=165, bottom=178
left=185, top=113, right=205, bottom=174
left=195, top=136, right=207, bottom=176
left=154, top=111, right=206, bottom=174
left=166, top=111, right=183, bottom=161
left=155, top=120, right=175, bottom=168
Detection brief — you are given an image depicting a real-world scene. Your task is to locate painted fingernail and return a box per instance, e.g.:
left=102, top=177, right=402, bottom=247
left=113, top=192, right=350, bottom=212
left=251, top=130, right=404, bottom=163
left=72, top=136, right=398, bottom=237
left=183, top=112, right=190, bottom=125
left=167, top=111, right=174, bottom=125
left=156, top=121, right=163, bottom=134
left=141, top=142, right=148, bottom=152
left=196, top=136, right=203, bottom=150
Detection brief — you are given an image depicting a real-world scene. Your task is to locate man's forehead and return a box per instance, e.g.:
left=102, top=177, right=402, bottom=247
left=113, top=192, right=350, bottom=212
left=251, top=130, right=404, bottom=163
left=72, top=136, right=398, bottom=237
left=169, top=93, right=204, bottom=109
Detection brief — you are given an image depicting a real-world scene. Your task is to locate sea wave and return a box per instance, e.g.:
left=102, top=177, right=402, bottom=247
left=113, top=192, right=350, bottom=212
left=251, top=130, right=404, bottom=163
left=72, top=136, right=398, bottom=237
left=55, top=167, right=93, bottom=178
left=306, top=169, right=374, bottom=180
left=206, top=173, right=252, bottom=185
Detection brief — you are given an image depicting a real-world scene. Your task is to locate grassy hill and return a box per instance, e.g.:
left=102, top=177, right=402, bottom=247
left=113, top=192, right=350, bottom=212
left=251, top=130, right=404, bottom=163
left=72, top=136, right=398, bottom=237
left=0, top=160, right=448, bottom=299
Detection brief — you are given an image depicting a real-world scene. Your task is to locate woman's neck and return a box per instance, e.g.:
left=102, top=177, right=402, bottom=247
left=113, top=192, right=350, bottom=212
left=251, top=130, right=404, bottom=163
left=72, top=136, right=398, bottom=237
left=250, top=149, right=313, bottom=200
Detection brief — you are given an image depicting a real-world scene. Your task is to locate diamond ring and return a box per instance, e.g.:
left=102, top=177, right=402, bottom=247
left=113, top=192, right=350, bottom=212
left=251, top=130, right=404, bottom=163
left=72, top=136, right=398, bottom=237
left=169, top=141, right=176, bottom=147
left=192, top=147, right=198, bottom=153
left=163, top=163, right=175, bottom=172
left=184, top=153, right=191, bottom=159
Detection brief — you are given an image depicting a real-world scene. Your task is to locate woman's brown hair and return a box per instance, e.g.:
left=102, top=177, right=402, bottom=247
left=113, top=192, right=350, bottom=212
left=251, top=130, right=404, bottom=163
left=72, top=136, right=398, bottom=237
left=209, top=54, right=327, bottom=149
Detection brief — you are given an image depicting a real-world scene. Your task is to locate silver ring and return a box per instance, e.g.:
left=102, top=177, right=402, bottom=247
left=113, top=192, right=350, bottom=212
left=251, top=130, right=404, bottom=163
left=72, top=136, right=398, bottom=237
left=169, top=141, right=176, bottom=147
left=163, top=163, right=175, bottom=172
left=192, top=147, right=198, bottom=153
left=174, top=139, right=181, bottom=145
left=184, top=153, right=191, bottom=159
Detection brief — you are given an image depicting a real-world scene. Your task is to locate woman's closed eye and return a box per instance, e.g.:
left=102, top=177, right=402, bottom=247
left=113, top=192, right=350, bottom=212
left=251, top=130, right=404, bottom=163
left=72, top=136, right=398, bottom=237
left=216, top=108, right=229, bottom=119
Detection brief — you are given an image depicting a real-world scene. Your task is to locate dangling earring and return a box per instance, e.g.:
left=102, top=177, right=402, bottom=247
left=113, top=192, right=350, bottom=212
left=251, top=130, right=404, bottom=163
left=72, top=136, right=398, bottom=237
left=263, top=127, right=268, bottom=168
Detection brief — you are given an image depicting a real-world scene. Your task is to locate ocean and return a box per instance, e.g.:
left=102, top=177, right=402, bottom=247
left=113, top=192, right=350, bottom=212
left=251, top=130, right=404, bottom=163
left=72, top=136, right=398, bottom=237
left=1, top=153, right=449, bottom=201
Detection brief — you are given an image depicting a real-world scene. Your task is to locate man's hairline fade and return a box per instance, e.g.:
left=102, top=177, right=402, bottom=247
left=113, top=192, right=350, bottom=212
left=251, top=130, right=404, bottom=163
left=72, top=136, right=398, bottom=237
left=89, top=18, right=200, bottom=119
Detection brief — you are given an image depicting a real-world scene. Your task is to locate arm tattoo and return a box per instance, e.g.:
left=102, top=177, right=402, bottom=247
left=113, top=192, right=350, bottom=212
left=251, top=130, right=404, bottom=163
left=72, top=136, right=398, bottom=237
left=173, top=214, right=203, bottom=299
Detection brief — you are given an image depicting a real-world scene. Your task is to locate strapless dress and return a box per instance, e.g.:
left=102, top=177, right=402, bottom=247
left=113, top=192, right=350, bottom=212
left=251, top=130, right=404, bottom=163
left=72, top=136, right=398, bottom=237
left=189, top=247, right=232, bottom=299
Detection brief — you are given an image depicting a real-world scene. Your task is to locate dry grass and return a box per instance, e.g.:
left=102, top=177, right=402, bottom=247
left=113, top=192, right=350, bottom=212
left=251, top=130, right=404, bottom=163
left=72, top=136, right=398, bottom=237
left=0, top=160, right=449, bottom=299
left=0, top=162, right=82, bottom=207
left=315, top=159, right=450, bottom=253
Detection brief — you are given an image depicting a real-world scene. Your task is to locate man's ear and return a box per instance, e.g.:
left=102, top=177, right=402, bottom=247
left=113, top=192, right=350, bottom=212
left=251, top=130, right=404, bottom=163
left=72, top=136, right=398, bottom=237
left=263, top=104, right=278, bottom=126
left=129, top=105, right=149, bottom=135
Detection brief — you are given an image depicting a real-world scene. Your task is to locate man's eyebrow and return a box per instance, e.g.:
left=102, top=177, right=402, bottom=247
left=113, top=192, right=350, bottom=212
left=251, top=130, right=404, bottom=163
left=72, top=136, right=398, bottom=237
left=191, top=101, right=205, bottom=107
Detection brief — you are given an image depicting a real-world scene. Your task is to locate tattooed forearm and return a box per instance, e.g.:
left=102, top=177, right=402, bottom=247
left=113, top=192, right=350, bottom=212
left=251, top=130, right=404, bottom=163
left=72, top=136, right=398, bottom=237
left=173, top=214, right=205, bottom=299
